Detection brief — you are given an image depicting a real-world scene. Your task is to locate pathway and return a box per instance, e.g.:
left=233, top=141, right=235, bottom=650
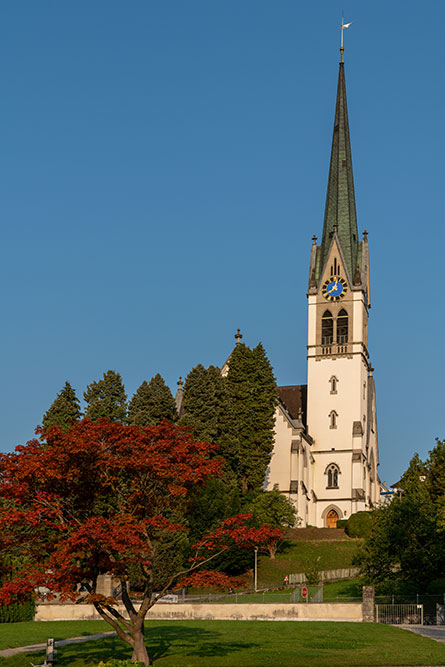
left=399, top=624, right=445, bottom=644
left=0, top=631, right=116, bottom=658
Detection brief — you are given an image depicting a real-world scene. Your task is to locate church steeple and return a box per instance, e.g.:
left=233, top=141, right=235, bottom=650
left=317, top=57, right=359, bottom=283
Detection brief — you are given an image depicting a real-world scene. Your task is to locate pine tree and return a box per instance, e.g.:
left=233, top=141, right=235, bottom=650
left=128, top=374, right=177, bottom=426
left=227, top=342, right=277, bottom=492
left=42, top=381, right=82, bottom=430
left=180, top=364, right=237, bottom=467
left=84, top=370, right=127, bottom=423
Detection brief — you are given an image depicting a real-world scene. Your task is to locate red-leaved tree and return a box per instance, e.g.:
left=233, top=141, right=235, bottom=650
left=0, top=419, right=282, bottom=665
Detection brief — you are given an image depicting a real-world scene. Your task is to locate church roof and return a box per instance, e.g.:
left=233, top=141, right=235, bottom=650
left=277, top=385, right=307, bottom=427
left=315, top=57, right=360, bottom=283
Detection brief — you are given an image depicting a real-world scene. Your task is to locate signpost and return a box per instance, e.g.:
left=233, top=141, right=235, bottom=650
left=301, top=586, right=308, bottom=601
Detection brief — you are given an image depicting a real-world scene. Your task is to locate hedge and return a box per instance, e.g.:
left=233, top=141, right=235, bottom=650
left=344, top=511, right=373, bottom=538
left=0, top=599, right=35, bottom=623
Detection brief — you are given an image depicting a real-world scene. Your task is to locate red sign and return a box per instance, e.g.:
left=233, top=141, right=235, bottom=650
left=301, top=586, right=308, bottom=599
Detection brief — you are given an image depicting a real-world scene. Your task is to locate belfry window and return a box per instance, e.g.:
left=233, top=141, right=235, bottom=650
left=337, top=309, right=348, bottom=344
left=322, top=310, right=333, bottom=344
left=326, top=463, right=340, bottom=488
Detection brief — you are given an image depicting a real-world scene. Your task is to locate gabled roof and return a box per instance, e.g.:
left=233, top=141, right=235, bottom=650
left=277, top=385, right=307, bottom=427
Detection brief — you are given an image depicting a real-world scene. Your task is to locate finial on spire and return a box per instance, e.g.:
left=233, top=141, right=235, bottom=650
left=333, top=222, right=339, bottom=234
left=177, top=376, right=183, bottom=388
left=312, top=234, right=317, bottom=244
left=338, top=17, right=353, bottom=61
left=363, top=229, right=368, bottom=239
left=235, top=328, right=243, bottom=345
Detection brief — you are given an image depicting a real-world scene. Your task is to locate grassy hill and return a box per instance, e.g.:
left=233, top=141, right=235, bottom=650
left=257, top=528, right=362, bottom=588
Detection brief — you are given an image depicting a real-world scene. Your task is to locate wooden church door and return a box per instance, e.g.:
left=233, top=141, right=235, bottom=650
left=326, top=509, right=338, bottom=528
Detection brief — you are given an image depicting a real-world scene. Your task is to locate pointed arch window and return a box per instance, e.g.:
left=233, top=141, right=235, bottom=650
left=337, top=309, right=348, bottom=344
left=326, top=463, right=340, bottom=488
left=330, top=376, right=338, bottom=394
left=322, top=310, right=333, bottom=345
left=329, top=410, right=338, bottom=429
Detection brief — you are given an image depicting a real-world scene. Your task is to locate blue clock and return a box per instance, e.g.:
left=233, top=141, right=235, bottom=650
left=322, top=276, right=348, bottom=301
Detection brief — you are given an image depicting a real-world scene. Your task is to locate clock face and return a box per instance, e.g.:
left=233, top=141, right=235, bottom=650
left=322, top=276, right=348, bottom=301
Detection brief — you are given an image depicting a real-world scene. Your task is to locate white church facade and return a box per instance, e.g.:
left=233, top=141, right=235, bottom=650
left=266, top=51, right=380, bottom=527
left=176, top=50, right=380, bottom=528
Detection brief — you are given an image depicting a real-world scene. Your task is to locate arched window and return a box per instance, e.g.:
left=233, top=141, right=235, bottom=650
left=330, top=376, right=338, bottom=394
left=337, top=309, right=348, bottom=344
left=322, top=310, right=333, bottom=344
left=326, top=463, right=340, bottom=488
left=329, top=410, right=338, bottom=429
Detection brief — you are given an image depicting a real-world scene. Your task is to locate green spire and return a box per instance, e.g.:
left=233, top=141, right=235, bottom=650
left=318, top=59, right=359, bottom=281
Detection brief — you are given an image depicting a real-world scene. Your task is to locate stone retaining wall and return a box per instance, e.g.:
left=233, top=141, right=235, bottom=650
left=35, top=602, right=363, bottom=623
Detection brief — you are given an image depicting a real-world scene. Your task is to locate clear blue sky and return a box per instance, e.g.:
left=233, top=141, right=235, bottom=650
left=0, top=1, right=443, bottom=487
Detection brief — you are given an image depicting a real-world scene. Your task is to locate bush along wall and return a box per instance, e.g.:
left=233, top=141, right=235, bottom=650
left=344, top=511, right=373, bottom=538
left=0, top=599, right=35, bottom=623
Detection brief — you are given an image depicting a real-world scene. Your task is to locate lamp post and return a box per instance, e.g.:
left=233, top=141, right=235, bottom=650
left=254, top=547, right=258, bottom=592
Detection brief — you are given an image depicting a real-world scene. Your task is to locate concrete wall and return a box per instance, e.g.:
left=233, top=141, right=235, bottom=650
left=35, top=602, right=363, bottom=623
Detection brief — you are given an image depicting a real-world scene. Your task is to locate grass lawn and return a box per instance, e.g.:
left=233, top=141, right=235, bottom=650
left=0, top=621, right=444, bottom=666
left=259, top=539, right=362, bottom=588
left=0, top=621, right=108, bottom=649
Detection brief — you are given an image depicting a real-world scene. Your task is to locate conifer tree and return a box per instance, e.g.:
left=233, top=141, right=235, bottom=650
left=84, top=370, right=127, bottom=423
left=227, top=342, right=277, bottom=492
left=128, top=374, right=177, bottom=426
left=180, top=364, right=237, bottom=468
left=42, top=381, right=82, bottom=430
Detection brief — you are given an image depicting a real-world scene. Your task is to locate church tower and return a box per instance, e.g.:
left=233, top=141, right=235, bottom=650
left=306, top=49, right=379, bottom=526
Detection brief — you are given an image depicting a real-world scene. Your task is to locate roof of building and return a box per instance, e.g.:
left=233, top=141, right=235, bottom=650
left=315, top=58, right=360, bottom=283
left=277, top=384, right=307, bottom=426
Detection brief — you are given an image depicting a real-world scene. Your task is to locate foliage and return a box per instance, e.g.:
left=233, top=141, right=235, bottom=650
left=227, top=343, right=277, bottom=492
left=128, top=375, right=177, bottom=427
left=42, top=381, right=82, bottom=430
left=0, top=598, right=35, bottom=623
left=180, top=364, right=236, bottom=469
left=0, top=419, right=280, bottom=665
left=303, top=556, right=321, bottom=585
left=247, top=487, right=298, bottom=558
left=356, top=443, right=445, bottom=588
left=336, top=519, right=347, bottom=529
left=84, top=370, right=127, bottom=423
left=344, top=511, right=372, bottom=538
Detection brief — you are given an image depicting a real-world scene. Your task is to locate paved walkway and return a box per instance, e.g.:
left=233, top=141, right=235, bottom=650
left=399, top=624, right=445, bottom=643
left=0, top=631, right=116, bottom=658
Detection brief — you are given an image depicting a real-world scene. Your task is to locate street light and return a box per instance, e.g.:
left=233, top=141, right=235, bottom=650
left=254, top=547, right=258, bottom=592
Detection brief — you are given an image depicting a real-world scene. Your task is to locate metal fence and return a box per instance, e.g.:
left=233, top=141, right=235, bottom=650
left=376, top=603, right=423, bottom=625
left=182, top=586, right=324, bottom=604
left=375, top=594, right=445, bottom=625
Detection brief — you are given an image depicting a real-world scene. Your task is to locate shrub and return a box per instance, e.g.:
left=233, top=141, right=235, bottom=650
left=336, top=519, right=347, bottom=529
left=345, top=511, right=372, bottom=538
left=0, top=599, right=35, bottom=623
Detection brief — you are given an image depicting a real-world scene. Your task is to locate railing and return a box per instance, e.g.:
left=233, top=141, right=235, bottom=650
left=376, top=603, right=423, bottom=625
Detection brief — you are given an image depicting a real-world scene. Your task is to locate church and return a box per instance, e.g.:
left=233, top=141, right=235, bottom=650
left=176, top=48, right=381, bottom=528
left=266, top=48, right=380, bottom=528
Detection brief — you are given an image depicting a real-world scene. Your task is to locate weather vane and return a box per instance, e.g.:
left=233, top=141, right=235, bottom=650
left=338, top=14, right=353, bottom=61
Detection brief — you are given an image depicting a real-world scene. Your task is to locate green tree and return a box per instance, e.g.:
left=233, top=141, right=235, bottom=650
left=42, top=381, right=82, bottom=430
left=180, top=364, right=237, bottom=468
left=356, top=446, right=445, bottom=589
left=227, top=343, right=277, bottom=492
left=128, top=374, right=177, bottom=426
left=247, top=487, right=298, bottom=558
left=84, top=370, right=127, bottom=423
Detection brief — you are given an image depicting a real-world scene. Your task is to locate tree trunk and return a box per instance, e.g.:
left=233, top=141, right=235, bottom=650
left=131, top=628, right=150, bottom=665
